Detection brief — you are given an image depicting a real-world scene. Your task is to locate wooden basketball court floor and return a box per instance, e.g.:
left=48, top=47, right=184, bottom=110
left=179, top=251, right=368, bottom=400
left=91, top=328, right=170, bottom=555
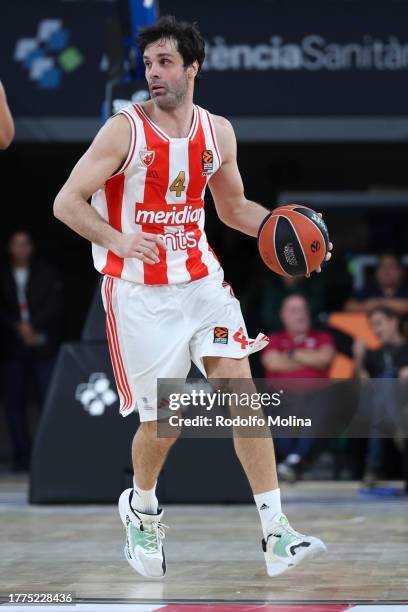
left=0, top=476, right=407, bottom=611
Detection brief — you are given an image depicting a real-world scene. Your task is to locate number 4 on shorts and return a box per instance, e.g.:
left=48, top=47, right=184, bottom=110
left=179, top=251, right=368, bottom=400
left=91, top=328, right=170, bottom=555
left=233, top=327, right=248, bottom=349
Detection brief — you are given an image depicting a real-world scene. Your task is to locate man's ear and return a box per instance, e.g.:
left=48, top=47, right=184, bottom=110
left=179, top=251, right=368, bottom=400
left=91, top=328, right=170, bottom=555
left=188, top=60, right=199, bottom=79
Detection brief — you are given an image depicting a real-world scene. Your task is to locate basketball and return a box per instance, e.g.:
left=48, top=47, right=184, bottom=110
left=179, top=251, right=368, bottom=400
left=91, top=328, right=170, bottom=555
left=257, top=204, right=330, bottom=277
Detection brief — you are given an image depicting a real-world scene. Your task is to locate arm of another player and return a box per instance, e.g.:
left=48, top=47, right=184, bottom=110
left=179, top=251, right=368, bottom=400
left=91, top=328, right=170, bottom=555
left=209, top=116, right=332, bottom=271
left=53, top=115, right=164, bottom=265
left=0, top=81, right=15, bottom=149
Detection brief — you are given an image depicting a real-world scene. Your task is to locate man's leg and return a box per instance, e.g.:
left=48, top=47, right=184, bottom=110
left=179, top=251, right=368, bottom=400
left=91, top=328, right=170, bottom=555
left=117, top=421, right=178, bottom=578
left=103, top=275, right=191, bottom=578
left=204, top=355, right=278, bottom=494
left=131, top=421, right=178, bottom=511
left=203, top=355, right=326, bottom=576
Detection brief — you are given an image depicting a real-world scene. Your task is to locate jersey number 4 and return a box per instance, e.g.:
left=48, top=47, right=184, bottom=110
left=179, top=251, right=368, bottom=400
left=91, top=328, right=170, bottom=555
left=233, top=327, right=249, bottom=350
left=170, top=171, right=186, bottom=197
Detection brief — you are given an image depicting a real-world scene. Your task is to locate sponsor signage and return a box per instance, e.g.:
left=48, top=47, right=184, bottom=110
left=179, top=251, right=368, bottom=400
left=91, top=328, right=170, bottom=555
left=3, top=1, right=408, bottom=119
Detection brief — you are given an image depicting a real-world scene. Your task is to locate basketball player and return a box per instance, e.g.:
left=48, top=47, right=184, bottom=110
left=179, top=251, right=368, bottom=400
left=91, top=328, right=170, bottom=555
left=0, top=80, right=14, bottom=149
left=54, top=16, right=332, bottom=579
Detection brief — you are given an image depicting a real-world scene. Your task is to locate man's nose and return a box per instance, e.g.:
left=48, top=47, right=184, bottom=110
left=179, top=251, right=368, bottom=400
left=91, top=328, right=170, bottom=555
left=150, top=63, right=162, bottom=79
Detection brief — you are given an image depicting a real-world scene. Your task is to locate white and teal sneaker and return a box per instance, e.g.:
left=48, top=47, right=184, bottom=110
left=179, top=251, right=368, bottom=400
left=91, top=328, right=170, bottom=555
left=118, top=488, right=167, bottom=578
left=262, top=512, right=327, bottom=577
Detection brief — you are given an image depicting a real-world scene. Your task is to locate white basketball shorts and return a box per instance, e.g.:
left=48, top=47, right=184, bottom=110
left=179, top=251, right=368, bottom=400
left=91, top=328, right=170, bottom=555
left=101, top=269, right=269, bottom=422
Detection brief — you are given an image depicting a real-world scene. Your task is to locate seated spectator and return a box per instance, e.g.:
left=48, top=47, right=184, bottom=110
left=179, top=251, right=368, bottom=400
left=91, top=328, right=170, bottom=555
left=353, top=306, right=408, bottom=488
left=260, top=274, right=326, bottom=332
left=0, top=231, right=63, bottom=471
left=345, top=252, right=408, bottom=317
left=261, top=294, right=335, bottom=482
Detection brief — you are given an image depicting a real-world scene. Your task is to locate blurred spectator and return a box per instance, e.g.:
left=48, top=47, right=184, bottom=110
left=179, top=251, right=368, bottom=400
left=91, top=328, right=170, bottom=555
left=353, top=306, right=408, bottom=488
left=261, top=294, right=335, bottom=482
left=0, top=80, right=14, bottom=149
left=345, top=253, right=408, bottom=317
left=261, top=275, right=326, bottom=332
left=243, top=272, right=326, bottom=335
left=0, top=231, right=63, bottom=471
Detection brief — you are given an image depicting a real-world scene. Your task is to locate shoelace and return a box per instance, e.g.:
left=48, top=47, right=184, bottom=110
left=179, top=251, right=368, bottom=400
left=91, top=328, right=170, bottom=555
left=269, top=521, right=302, bottom=540
left=142, top=521, right=169, bottom=553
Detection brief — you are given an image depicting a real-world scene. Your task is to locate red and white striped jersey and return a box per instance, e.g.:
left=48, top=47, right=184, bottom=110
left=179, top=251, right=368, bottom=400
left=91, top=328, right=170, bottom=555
left=91, top=103, right=222, bottom=285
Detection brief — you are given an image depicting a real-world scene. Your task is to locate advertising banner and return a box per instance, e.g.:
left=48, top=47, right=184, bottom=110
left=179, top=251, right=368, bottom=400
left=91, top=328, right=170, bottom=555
left=2, top=1, right=408, bottom=120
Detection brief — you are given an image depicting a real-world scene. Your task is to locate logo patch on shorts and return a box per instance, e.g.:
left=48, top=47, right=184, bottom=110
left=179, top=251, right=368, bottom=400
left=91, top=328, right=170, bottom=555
left=213, top=326, right=228, bottom=344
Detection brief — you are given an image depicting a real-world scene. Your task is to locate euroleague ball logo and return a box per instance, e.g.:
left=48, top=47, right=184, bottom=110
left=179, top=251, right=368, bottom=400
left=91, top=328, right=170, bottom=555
left=310, top=240, right=321, bottom=253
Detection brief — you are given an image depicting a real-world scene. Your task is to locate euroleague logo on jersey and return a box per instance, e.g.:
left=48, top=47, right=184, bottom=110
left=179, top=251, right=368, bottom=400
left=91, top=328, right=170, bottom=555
left=202, top=149, right=213, bottom=176
left=140, top=149, right=155, bottom=167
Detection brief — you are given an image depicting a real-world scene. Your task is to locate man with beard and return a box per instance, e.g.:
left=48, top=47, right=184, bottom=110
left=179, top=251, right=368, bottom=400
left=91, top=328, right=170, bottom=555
left=54, top=16, right=332, bottom=579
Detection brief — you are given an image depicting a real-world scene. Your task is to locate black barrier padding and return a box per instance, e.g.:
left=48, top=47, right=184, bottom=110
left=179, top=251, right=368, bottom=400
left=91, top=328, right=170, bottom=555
left=30, top=342, right=136, bottom=503
left=81, top=280, right=106, bottom=342
left=159, top=439, right=253, bottom=503
left=29, top=341, right=253, bottom=503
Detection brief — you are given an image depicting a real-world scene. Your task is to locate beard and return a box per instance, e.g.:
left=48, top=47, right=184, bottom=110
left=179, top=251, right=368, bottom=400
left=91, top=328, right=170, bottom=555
left=150, top=74, right=189, bottom=111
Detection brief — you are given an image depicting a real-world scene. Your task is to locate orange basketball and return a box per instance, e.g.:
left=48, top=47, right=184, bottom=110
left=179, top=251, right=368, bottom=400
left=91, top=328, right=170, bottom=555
left=257, top=204, right=330, bottom=277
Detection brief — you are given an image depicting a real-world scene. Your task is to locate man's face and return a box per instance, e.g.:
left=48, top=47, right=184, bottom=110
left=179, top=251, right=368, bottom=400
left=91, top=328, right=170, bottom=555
left=280, top=295, right=310, bottom=335
left=143, top=38, right=193, bottom=111
left=376, top=256, right=404, bottom=289
left=369, top=311, right=398, bottom=344
left=9, top=232, right=34, bottom=264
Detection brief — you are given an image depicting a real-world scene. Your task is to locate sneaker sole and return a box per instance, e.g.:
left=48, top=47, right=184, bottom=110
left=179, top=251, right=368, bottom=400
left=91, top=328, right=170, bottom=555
left=118, top=489, right=166, bottom=579
left=266, top=538, right=327, bottom=577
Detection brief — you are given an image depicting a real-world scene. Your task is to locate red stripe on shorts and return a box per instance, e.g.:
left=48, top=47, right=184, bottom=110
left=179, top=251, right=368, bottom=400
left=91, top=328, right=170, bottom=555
left=104, top=277, right=132, bottom=411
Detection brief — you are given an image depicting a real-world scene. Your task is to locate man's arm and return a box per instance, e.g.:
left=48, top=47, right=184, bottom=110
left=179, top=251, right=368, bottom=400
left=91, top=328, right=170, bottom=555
left=344, top=298, right=364, bottom=312
left=0, top=81, right=14, bottom=149
left=208, top=116, right=269, bottom=238
left=354, top=342, right=371, bottom=379
left=292, top=345, right=335, bottom=370
left=345, top=296, right=408, bottom=316
left=54, top=114, right=164, bottom=265
left=209, top=116, right=332, bottom=272
left=261, top=349, right=300, bottom=372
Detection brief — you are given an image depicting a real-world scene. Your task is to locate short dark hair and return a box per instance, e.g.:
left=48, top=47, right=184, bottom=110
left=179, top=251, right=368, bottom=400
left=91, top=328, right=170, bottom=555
left=369, top=306, right=399, bottom=321
left=137, top=15, right=205, bottom=81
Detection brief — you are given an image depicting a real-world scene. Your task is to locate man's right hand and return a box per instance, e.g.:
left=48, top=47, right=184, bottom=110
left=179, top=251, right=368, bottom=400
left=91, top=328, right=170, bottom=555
left=15, top=321, right=39, bottom=347
left=111, top=232, right=167, bottom=265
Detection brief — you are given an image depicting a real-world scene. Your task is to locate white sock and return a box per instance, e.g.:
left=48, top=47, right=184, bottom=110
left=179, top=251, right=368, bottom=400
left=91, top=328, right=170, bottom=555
left=131, top=479, right=159, bottom=515
left=254, top=488, right=282, bottom=538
